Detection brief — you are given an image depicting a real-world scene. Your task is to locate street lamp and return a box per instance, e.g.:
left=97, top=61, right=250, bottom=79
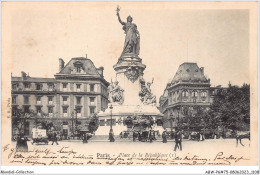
left=109, top=104, right=114, bottom=142
left=169, top=112, right=174, bottom=132
left=176, top=106, right=180, bottom=129
left=74, top=109, right=78, bottom=138
left=109, top=104, right=113, bottom=130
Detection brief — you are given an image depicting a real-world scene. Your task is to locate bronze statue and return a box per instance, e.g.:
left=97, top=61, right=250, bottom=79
left=139, top=77, right=156, bottom=104
left=109, top=80, right=124, bottom=104
left=116, top=6, right=140, bottom=57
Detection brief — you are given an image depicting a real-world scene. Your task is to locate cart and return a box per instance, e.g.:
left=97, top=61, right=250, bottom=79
left=31, top=128, right=49, bottom=145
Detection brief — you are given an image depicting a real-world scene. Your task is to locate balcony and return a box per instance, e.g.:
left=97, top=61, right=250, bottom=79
left=49, top=113, right=53, bottom=117
left=63, top=101, right=68, bottom=105
left=36, top=101, right=42, bottom=105
left=63, top=113, right=68, bottom=117
left=76, top=113, right=82, bottom=118
left=48, top=101, right=53, bottom=105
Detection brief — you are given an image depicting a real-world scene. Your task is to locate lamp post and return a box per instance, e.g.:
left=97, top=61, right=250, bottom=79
left=169, top=112, right=174, bottom=132
left=109, top=104, right=113, bottom=130
left=109, top=104, right=114, bottom=142
left=71, top=111, right=74, bottom=137
left=74, top=109, right=78, bottom=138
left=176, top=106, right=180, bottom=129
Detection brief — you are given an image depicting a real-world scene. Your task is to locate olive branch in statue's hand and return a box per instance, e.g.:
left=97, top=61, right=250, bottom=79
left=116, top=5, right=121, bottom=15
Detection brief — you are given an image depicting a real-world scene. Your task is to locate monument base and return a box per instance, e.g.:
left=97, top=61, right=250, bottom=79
left=96, top=103, right=164, bottom=136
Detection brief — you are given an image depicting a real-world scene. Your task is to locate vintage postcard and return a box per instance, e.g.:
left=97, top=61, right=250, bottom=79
left=1, top=1, right=259, bottom=173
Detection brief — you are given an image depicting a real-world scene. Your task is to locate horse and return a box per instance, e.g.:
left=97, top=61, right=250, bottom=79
left=235, top=131, right=250, bottom=147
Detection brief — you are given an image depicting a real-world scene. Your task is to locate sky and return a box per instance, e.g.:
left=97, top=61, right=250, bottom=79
left=2, top=2, right=250, bottom=101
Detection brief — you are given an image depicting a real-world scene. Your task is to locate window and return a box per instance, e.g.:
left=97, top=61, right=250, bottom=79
left=63, top=83, right=67, bottom=89
left=48, top=96, right=53, bottom=104
left=76, top=108, right=81, bottom=114
left=24, top=83, right=30, bottom=88
left=182, top=90, right=188, bottom=101
left=201, top=91, right=207, bottom=101
left=36, top=106, right=41, bottom=114
left=12, top=96, right=17, bottom=104
left=63, top=96, right=68, bottom=103
left=48, top=107, right=53, bottom=114
left=182, top=90, right=188, bottom=97
left=12, top=84, right=17, bottom=90
left=48, top=83, right=54, bottom=90
left=24, top=106, right=30, bottom=113
left=100, top=120, right=105, bottom=126
left=76, top=67, right=81, bottom=73
left=12, top=107, right=17, bottom=116
left=36, top=84, right=42, bottom=90
left=63, top=107, right=68, bottom=114
left=90, top=84, right=95, bottom=92
left=90, top=97, right=95, bottom=102
left=36, top=96, right=41, bottom=104
left=90, top=107, right=95, bottom=114
left=24, top=96, right=29, bottom=104
left=76, top=97, right=81, bottom=105
left=76, top=84, right=81, bottom=89
left=90, top=97, right=95, bottom=105
left=192, top=91, right=198, bottom=97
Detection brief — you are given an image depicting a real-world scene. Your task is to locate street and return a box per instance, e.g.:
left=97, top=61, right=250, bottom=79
left=11, top=138, right=251, bottom=158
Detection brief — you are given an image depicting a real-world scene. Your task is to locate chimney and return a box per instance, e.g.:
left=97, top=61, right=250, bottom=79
left=21, top=71, right=27, bottom=80
left=59, top=58, right=65, bottom=72
left=200, top=67, right=204, bottom=74
left=97, top=66, right=104, bottom=77
left=86, top=54, right=88, bottom=58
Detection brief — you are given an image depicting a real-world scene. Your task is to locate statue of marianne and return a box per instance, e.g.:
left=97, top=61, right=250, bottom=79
left=116, top=6, right=140, bottom=56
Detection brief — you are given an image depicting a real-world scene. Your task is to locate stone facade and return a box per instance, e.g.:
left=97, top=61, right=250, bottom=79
left=11, top=56, right=109, bottom=139
left=159, top=62, right=216, bottom=130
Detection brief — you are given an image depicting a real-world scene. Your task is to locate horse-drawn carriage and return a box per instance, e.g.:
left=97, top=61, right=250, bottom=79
left=119, top=131, right=131, bottom=139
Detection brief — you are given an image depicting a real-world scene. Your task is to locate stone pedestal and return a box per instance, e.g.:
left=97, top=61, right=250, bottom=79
left=96, top=55, right=163, bottom=137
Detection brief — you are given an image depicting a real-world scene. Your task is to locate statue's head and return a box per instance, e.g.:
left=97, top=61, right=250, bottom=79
left=127, top=15, right=133, bottom=22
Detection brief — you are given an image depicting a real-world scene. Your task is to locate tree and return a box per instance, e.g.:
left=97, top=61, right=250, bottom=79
left=88, top=114, right=99, bottom=133
left=208, top=84, right=250, bottom=131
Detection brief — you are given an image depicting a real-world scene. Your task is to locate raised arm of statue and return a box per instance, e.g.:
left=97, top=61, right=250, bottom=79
left=117, top=12, right=126, bottom=25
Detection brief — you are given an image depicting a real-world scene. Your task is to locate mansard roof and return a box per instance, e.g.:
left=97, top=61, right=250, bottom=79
left=12, top=77, right=55, bottom=83
left=57, top=57, right=101, bottom=76
left=170, top=62, right=209, bottom=84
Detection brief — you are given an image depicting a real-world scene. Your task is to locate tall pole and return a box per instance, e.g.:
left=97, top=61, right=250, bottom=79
left=109, top=104, right=113, bottom=130
left=170, top=113, right=173, bottom=132
left=75, top=109, right=78, bottom=135
left=72, top=112, right=74, bottom=136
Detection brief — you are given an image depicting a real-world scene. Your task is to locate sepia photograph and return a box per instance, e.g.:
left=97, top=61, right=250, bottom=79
left=1, top=1, right=259, bottom=174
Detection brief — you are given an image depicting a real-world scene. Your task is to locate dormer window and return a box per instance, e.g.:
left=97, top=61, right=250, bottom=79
left=74, top=61, right=83, bottom=73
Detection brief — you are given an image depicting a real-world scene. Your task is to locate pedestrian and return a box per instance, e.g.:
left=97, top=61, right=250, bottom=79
left=174, top=130, right=182, bottom=151
left=16, top=132, right=29, bottom=151
left=83, top=133, right=88, bottom=143
left=149, top=130, right=153, bottom=143
left=153, top=130, right=156, bottom=141
left=133, top=131, right=136, bottom=142
left=51, top=131, right=59, bottom=145
left=162, top=130, right=167, bottom=143
left=109, top=129, right=115, bottom=142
